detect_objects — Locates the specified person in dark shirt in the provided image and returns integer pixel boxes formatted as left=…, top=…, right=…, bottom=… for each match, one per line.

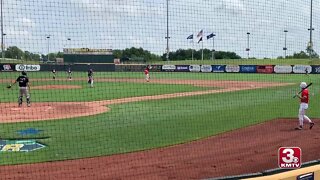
left=87, top=69, right=94, bottom=88
left=67, top=68, right=72, bottom=80
left=9, top=71, right=31, bottom=107
left=52, top=69, right=56, bottom=80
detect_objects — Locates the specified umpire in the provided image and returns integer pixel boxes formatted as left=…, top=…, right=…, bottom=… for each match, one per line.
left=7, top=71, right=31, bottom=107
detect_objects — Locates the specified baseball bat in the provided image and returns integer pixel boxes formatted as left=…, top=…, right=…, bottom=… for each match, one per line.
left=293, top=83, right=313, bottom=98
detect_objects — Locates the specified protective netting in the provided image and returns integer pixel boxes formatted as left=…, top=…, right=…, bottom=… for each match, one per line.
left=0, top=0, right=319, bottom=179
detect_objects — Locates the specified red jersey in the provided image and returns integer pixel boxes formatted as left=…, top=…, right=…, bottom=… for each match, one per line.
left=144, top=69, right=149, bottom=75
left=301, top=89, right=309, bottom=103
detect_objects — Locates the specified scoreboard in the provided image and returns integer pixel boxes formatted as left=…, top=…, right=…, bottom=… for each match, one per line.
left=63, top=48, right=114, bottom=63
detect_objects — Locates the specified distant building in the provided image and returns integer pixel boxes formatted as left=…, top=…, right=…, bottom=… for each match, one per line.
left=63, top=48, right=114, bottom=63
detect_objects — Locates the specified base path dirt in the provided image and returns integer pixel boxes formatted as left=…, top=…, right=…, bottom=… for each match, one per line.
left=0, top=119, right=319, bottom=179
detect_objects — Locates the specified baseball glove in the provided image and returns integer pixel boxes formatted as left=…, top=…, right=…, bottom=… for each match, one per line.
left=7, top=84, right=12, bottom=89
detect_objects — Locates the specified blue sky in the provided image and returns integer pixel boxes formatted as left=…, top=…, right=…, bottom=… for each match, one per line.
left=4, top=0, right=320, bottom=58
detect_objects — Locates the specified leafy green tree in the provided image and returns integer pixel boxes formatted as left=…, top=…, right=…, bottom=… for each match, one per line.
left=56, top=51, right=64, bottom=58
left=24, top=51, right=32, bottom=61
left=114, top=47, right=161, bottom=62
left=113, top=50, right=122, bottom=58
left=30, top=53, right=40, bottom=61
left=306, top=47, right=319, bottom=58
left=5, top=46, right=24, bottom=59
left=45, top=51, right=64, bottom=61
left=287, top=51, right=309, bottom=59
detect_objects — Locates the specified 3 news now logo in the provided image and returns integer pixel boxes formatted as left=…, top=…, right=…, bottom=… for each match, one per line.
left=278, top=147, right=302, bottom=169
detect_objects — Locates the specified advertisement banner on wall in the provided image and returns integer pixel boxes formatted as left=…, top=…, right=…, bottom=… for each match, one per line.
left=312, top=66, right=320, bottom=74
left=257, top=65, right=274, bottom=73
left=0, top=64, right=15, bottom=71
left=240, top=65, right=257, bottom=73
left=292, top=65, right=312, bottom=74
left=212, top=65, right=226, bottom=72
left=189, top=65, right=201, bottom=72
left=162, top=65, right=176, bottom=72
left=175, top=65, right=190, bottom=72
left=200, top=65, right=212, bottom=72
left=274, top=65, right=292, bottom=74
left=15, top=64, right=41, bottom=72
left=225, top=65, right=240, bottom=73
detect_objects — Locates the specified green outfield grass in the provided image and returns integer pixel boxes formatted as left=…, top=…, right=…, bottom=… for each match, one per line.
left=0, top=71, right=317, bottom=82
left=0, top=72, right=318, bottom=165
left=0, top=81, right=215, bottom=102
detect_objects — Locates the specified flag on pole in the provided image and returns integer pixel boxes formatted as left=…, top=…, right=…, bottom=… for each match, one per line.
left=207, top=33, right=215, bottom=40
left=197, top=30, right=203, bottom=38
left=198, top=37, right=203, bottom=43
left=187, top=34, right=193, bottom=39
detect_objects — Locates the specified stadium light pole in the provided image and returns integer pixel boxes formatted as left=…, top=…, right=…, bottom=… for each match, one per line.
left=246, top=32, right=250, bottom=59
left=308, top=0, right=314, bottom=59
left=1, top=0, right=4, bottom=61
left=2, top=32, right=5, bottom=57
left=283, top=30, right=288, bottom=58
left=46, top=36, right=50, bottom=61
left=165, top=0, right=170, bottom=61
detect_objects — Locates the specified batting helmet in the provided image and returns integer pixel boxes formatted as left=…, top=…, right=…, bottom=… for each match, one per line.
left=300, top=82, right=307, bottom=89
left=21, top=71, right=27, bottom=76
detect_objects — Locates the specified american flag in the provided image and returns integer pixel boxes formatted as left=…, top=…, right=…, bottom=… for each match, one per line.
left=197, top=30, right=203, bottom=38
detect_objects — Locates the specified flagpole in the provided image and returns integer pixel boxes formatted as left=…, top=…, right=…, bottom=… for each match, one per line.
left=165, top=0, right=170, bottom=62
left=212, top=34, right=215, bottom=60
left=192, top=40, right=194, bottom=61
left=201, top=40, right=204, bottom=61
left=212, top=37, right=214, bottom=60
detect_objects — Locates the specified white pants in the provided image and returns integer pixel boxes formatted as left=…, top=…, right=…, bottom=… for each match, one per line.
left=145, top=74, right=150, bottom=81
left=89, top=78, right=94, bottom=87
left=19, top=87, right=30, bottom=98
left=298, top=103, right=311, bottom=126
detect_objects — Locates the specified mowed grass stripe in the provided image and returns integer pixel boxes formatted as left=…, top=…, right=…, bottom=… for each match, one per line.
left=0, top=83, right=316, bottom=165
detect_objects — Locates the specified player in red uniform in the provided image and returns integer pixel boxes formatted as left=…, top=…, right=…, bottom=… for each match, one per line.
left=295, top=82, right=315, bottom=130
left=144, top=66, right=150, bottom=82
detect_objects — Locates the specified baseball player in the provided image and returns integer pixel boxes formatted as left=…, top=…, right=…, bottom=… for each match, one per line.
left=52, top=68, right=56, bottom=80
left=67, top=67, right=72, bottom=80
left=7, top=71, right=31, bottom=107
left=295, top=82, right=315, bottom=130
left=87, top=68, right=94, bottom=88
left=144, top=66, right=150, bottom=82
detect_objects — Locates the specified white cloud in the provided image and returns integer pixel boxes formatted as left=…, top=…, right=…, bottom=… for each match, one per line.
left=222, top=0, right=245, bottom=13
left=3, top=0, right=320, bottom=57
left=20, top=18, right=36, bottom=28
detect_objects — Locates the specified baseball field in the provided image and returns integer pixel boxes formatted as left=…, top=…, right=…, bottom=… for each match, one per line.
left=0, top=71, right=319, bottom=179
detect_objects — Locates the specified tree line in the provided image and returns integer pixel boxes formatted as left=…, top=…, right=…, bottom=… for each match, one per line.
left=161, top=48, right=241, bottom=60
left=113, top=47, right=242, bottom=61
left=3, top=46, right=63, bottom=62
left=277, top=50, right=319, bottom=59
left=2, top=46, right=318, bottom=63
